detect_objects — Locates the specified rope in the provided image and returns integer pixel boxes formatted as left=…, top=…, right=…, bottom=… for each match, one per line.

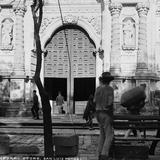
left=57, top=0, right=76, bottom=135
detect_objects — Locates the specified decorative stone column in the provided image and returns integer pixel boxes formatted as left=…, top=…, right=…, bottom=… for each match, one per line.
left=94, top=49, right=102, bottom=87
left=136, top=2, right=149, bottom=72
left=10, top=5, right=26, bottom=102
left=13, top=6, right=26, bottom=76
left=109, top=2, right=122, bottom=75
left=101, top=0, right=111, bottom=72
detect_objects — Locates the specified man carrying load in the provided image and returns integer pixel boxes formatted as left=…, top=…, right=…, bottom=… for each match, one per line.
left=121, top=83, right=147, bottom=137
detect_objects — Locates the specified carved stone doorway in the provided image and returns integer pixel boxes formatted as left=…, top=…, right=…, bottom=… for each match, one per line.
left=44, top=25, right=96, bottom=113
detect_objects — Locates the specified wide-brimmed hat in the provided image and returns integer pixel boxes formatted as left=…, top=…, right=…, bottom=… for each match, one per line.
left=99, top=72, right=114, bottom=83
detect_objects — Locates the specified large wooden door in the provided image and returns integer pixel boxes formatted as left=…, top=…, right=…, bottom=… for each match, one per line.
left=44, top=25, right=96, bottom=113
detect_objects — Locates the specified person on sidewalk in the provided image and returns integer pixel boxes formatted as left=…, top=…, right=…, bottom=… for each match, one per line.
left=31, top=90, right=39, bottom=120
left=94, top=72, right=114, bottom=160
left=56, top=91, right=64, bottom=114
left=83, top=94, right=95, bottom=130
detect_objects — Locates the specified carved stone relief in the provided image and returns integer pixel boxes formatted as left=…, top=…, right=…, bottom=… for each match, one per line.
left=122, top=17, right=136, bottom=50
left=1, top=18, right=13, bottom=50
left=63, top=14, right=79, bottom=24
left=40, top=15, right=101, bottom=36
left=82, top=16, right=101, bottom=35
left=40, top=17, right=58, bottom=34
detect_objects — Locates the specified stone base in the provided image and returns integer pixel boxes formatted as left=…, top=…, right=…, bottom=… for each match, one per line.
left=10, top=145, right=39, bottom=154
left=135, top=71, right=159, bottom=80
left=110, top=143, right=149, bottom=159
left=0, top=102, right=32, bottom=117
left=0, top=135, right=10, bottom=155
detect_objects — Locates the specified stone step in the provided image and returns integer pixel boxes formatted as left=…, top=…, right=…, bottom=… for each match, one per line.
left=0, top=102, right=32, bottom=117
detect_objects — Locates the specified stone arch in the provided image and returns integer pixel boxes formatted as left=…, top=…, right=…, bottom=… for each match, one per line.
left=40, top=17, right=100, bottom=50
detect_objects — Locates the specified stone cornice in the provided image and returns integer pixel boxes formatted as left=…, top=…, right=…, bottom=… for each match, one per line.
left=46, top=0, right=98, bottom=4
left=0, top=0, right=14, bottom=5
left=96, top=0, right=110, bottom=5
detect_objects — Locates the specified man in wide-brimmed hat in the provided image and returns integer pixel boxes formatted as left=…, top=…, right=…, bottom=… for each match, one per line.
left=94, top=71, right=114, bottom=160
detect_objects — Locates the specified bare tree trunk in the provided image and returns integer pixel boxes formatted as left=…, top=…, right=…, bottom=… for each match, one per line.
left=34, top=75, right=53, bottom=157
left=31, top=0, right=53, bottom=157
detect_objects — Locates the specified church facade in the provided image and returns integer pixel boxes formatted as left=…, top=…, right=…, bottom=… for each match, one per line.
left=0, top=0, right=160, bottom=114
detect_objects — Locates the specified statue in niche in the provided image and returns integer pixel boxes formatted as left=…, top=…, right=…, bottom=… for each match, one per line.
left=123, top=18, right=136, bottom=49
left=1, top=18, right=13, bottom=46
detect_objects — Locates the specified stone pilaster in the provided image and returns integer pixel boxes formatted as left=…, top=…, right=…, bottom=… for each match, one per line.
left=101, top=0, right=111, bottom=72
left=13, top=6, right=26, bottom=76
left=94, top=49, right=103, bottom=87
left=109, top=2, right=122, bottom=75
left=136, top=2, right=149, bottom=72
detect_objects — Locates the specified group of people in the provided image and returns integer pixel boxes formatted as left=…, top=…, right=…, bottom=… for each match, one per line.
left=83, top=71, right=147, bottom=160
left=31, top=90, right=66, bottom=120
left=31, top=71, right=148, bottom=160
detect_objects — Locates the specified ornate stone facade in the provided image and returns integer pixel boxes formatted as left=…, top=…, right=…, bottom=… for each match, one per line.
left=136, top=2, right=149, bottom=71
left=0, top=0, right=160, bottom=114
left=109, top=2, right=122, bottom=75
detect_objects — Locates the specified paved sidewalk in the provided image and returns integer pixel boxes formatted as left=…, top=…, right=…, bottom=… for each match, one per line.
left=0, top=115, right=160, bottom=160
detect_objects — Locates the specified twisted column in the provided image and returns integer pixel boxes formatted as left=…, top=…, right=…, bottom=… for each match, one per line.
left=109, top=2, right=122, bottom=75
left=13, top=6, right=26, bottom=76
left=136, top=2, right=149, bottom=72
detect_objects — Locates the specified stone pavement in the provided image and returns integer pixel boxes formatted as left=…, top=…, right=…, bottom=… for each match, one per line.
left=0, top=115, right=160, bottom=160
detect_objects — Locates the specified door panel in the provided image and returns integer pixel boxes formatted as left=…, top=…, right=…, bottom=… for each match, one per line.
left=44, top=78, right=67, bottom=101
left=44, top=25, right=96, bottom=112
left=44, top=26, right=96, bottom=78
left=74, top=78, right=95, bottom=101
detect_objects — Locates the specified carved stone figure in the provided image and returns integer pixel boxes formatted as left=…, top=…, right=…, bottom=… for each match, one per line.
left=1, top=19, right=13, bottom=46
left=123, top=18, right=135, bottom=47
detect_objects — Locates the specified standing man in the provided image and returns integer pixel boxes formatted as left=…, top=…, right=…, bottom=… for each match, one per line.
left=56, top=91, right=64, bottom=114
left=31, top=90, right=39, bottom=119
left=83, top=94, right=95, bottom=130
left=94, top=72, right=114, bottom=160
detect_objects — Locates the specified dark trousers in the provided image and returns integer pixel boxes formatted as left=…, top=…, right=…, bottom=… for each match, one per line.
left=31, top=106, right=39, bottom=119
left=149, top=123, right=160, bottom=155
left=130, top=111, right=140, bottom=136
left=87, top=114, right=93, bottom=128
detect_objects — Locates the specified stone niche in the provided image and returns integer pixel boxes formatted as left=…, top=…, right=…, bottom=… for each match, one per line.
left=120, top=4, right=138, bottom=76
